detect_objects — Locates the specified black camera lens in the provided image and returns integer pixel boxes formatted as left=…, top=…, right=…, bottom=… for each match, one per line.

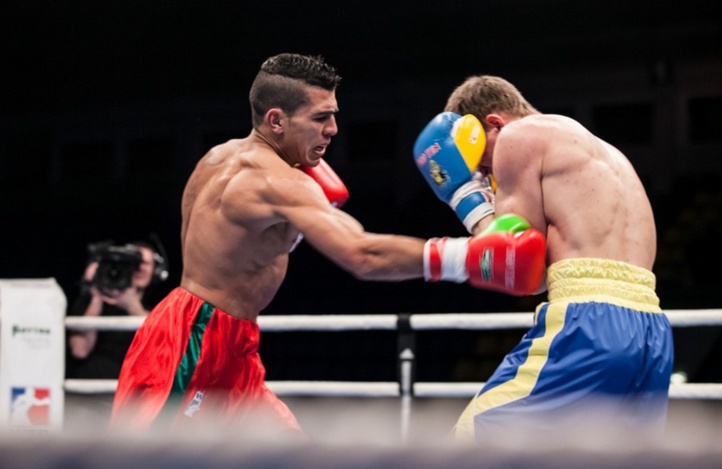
left=91, top=245, right=143, bottom=293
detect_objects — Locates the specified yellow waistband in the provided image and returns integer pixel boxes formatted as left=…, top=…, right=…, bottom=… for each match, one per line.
left=546, top=258, right=661, bottom=312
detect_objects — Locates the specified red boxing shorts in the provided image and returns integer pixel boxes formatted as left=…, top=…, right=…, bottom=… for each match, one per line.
left=111, top=287, right=300, bottom=434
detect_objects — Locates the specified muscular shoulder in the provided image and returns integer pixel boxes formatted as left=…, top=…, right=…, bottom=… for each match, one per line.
left=500, top=115, right=596, bottom=169
left=502, top=114, right=586, bottom=146
left=221, top=150, right=328, bottom=228
left=494, top=116, right=548, bottom=173
left=184, top=140, right=246, bottom=207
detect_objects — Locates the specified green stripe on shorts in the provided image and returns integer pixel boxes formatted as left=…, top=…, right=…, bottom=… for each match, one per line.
left=170, top=302, right=214, bottom=396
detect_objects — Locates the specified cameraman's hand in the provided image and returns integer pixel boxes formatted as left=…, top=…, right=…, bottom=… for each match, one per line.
left=86, top=260, right=146, bottom=316
left=79, top=262, right=106, bottom=316
left=101, top=286, right=148, bottom=316
left=83, top=262, right=100, bottom=287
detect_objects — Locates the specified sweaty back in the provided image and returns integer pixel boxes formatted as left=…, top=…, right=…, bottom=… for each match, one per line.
left=521, top=115, right=656, bottom=269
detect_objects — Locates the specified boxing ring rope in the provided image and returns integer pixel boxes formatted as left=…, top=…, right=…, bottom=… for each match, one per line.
left=62, top=378, right=722, bottom=400
left=63, top=309, right=722, bottom=442
left=64, top=309, right=722, bottom=398
left=64, top=309, right=722, bottom=332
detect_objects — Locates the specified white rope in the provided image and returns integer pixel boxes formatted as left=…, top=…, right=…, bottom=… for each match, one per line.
left=65, top=379, right=117, bottom=394
left=64, top=379, right=722, bottom=400
left=414, top=382, right=482, bottom=398
left=267, top=381, right=399, bottom=397
left=668, top=383, right=722, bottom=400
left=64, top=316, right=145, bottom=331
left=414, top=382, right=722, bottom=400
left=64, top=309, right=722, bottom=332
left=410, top=313, right=533, bottom=330
left=665, top=309, right=722, bottom=327
left=63, top=379, right=401, bottom=397
left=258, top=314, right=398, bottom=331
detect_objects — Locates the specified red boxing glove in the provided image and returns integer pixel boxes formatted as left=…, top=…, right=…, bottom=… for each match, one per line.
left=424, top=214, right=546, bottom=296
left=465, top=229, right=546, bottom=295
left=300, top=159, right=349, bottom=208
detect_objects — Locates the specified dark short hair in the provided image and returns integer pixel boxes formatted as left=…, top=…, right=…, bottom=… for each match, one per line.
left=249, top=53, right=341, bottom=127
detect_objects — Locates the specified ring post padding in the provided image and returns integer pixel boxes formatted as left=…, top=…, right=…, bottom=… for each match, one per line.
left=397, top=313, right=415, bottom=443
left=0, top=279, right=67, bottom=432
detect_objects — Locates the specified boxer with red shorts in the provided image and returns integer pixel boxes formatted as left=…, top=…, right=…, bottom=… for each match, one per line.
left=110, top=54, right=432, bottom=435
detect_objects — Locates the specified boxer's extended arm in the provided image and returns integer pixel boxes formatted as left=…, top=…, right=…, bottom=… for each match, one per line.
left=281, top=161, right=425, bottom=281
left=424, top=214, right=546, bottom=296
left=413, top=112, right=494, bottom=232
left=295, top=206, right=425, bottom=282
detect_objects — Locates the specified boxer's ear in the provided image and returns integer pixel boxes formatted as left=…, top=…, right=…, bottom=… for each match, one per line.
left=485, top=114, right=505, bottom=131
left=266, top=108, right=285, bottom=134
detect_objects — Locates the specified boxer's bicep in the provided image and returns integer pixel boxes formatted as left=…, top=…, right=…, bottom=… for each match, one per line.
left=492, top=131, right=545, bottom=232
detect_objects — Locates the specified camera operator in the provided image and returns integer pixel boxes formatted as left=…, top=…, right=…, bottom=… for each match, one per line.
left=66, top=240, right=167, bottom=380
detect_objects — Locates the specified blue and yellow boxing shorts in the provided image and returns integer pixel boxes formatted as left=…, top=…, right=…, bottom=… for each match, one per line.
left=454, top=258, right=674, bottom=442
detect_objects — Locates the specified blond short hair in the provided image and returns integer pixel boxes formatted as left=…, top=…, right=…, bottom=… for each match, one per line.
left=444, top=75, right=539, bottom=128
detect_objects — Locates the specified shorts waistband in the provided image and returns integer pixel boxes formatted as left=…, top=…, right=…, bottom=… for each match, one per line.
left=546, top=258, right=661, bottom=312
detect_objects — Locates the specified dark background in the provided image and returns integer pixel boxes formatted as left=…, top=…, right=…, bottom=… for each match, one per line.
left=2, top=0, right=721, bottom=384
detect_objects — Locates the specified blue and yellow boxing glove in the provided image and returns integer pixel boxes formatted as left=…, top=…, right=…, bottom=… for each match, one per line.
left=413, top=112, right=494, bottom=232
